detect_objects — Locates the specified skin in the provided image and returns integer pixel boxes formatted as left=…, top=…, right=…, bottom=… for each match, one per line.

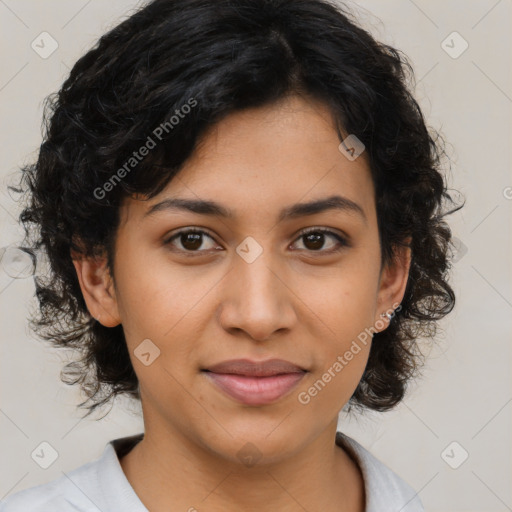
left=72, top=94, right=411, bottom=512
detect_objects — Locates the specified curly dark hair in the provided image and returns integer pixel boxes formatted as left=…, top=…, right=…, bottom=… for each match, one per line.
left=13, top=0, right=463, bottom=419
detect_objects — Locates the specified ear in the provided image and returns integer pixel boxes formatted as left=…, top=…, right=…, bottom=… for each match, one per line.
left=71, top=249, right=121, bottom=328
left=374, top=240, right=412, bottom=332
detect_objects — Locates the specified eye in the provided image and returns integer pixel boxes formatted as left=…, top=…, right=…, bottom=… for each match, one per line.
left=291, top=228, right=348, bottom=253
left=164, top=229, right=220, bottom=254
left=164, top=227, right=349, bottom=256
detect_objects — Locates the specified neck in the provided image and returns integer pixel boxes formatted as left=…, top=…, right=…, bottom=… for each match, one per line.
left=119, top=419, right=365, bottom=512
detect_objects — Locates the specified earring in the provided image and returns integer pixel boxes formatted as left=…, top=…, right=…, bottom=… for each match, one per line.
left=380, top=311, right=393, bottom=320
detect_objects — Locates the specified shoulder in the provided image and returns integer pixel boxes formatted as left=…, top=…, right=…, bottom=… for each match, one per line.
left=336, top=431, right=425, bottom=512
left=1, top=433, right=145, bottom=512
left=0, top=450, right=107, bottom=512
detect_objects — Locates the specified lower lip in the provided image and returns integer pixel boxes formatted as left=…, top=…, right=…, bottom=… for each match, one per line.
left=203, top=371, right=306, bottom=406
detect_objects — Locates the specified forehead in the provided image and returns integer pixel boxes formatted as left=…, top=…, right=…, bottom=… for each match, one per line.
left=121, top=95, right=375, bottom=226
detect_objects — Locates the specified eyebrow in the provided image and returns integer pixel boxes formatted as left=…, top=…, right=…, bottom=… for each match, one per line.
left=144, top=194, right=367, bottom=224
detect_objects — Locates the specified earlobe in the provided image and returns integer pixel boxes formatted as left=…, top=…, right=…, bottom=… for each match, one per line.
left=375, top=241, right=412, bottom=330
left=70, top=250, right=121, bottom=328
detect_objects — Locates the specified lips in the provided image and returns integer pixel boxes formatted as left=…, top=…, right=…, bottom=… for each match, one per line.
left=204, top=358, right=306, bottom=377
left=202, top=358, right=307, bottom=405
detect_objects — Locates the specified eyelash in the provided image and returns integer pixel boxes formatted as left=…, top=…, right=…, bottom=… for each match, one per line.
left=164, top=227, right=349, bottom=256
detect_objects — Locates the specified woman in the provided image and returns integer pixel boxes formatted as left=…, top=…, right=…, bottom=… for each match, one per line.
left=2, top=0, right=461, bottom=510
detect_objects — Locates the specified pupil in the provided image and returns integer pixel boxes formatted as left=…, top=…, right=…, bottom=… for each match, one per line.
left=182, top=232, right=202, bottom=250
left=304, top=232, right=324, bottom=250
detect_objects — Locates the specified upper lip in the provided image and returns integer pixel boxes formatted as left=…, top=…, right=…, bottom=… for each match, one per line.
left=203, top=358, right=306, bottom=377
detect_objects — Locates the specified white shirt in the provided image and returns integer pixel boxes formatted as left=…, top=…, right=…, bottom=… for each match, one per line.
left=0, top=431, right=425, bottom=511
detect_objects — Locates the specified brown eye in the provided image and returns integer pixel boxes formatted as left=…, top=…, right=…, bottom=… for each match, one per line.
left=165, top=229, right=218, bottom=253
left=292, top=228, right=348, bottom=253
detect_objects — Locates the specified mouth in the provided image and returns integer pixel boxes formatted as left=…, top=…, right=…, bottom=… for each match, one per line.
left=201, top=358, right=307, bottom=406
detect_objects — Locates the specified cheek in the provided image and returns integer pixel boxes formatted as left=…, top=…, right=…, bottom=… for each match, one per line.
left=296, top=254, right=379, bottom=388
left=302, top=257, right=381, bottom=335
left=314, top=285, right=374, bottom=382
left=296, top=337, right=370, bottom=414
left=112, top=242, right=197, bottom=334
left=296, top=281, right=374, bottom=411
left=113, top=252, right=227, bottom=387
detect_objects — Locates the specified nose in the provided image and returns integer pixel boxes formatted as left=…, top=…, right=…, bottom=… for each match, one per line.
left=216, top=249, right=297, bottom=342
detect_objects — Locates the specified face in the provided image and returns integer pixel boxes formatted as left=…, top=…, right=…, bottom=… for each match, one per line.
left=73, top=94, right=410, bottom=465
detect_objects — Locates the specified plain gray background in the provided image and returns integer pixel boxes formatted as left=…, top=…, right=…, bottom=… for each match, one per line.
left=1, top=1, right=511, bottom=511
